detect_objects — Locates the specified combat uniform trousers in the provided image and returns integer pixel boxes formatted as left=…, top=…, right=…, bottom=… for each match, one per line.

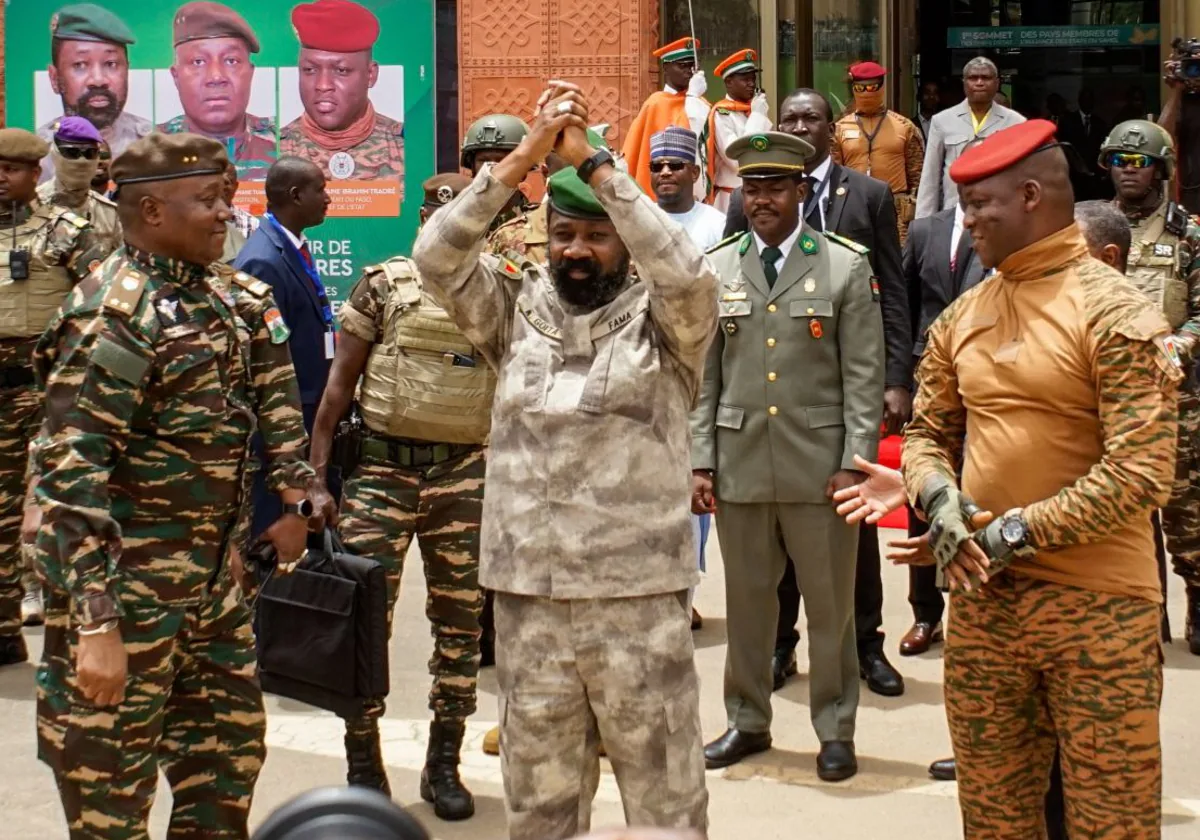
left=36, top=576, right=266, bottom=840
left=495, top=592, right=707, bottom=840
left=1163, top=379, right=1200, bottom=585
left=338, top=447, right=485, bottom=735
left=721, top=500, right=860, bottom=742
left=945, top=573, right=1162, bottom=840
left=0, top=375, right=42, bottom=636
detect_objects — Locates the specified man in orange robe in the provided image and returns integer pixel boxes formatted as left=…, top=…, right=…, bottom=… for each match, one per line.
left=622, top=37, right=711, bottom=199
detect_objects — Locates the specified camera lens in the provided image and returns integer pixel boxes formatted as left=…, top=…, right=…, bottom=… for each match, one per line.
left=1184, top=58, right=1200, bottom=79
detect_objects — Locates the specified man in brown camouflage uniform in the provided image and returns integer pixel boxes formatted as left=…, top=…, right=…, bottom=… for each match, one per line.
left=904, top=120, right=1180, bottom=838
left=280, top=0, right=404, bottom=186
left=160, top=2, right=277, bottom=181
left=308, top=173, right=488, bottom=821
left=0, top=128, right=108, bottom=664
left=414, top=82, right=713, bottom=840
left=31, top=133, right=314, bottom=838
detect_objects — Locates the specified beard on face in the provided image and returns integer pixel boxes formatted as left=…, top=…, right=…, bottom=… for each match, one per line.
left=68, top=86, right=124, bottom=129
left=550, top=254, right=630, bottom=310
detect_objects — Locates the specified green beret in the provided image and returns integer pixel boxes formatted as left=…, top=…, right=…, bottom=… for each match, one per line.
left=0, top=129, right=50, bottom=164
left=585, top=128, right=609, bottom=151
left=173, top=1, right=260, bottom=53
left=51, top=4, right=136, bottom=46
left=111, top=132, right=228, bottom=186
left=727, top=131, right=815, bottom=178
left=547, top=167, right=608, bottom=221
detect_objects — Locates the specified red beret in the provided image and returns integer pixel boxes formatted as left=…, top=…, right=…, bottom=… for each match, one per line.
left=949, top=119, right=1060, bottom=186
left=849, top=61, right=887, bottom=80
left=292, top=0, right=380, bottom=52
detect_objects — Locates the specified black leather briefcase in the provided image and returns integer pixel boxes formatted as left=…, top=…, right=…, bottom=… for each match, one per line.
left=252, top=530, right=389, bottom=719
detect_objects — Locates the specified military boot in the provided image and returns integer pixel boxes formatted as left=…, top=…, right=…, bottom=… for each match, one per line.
left=1187, top=586, right=1200, bottom=656
left=420, top=719, right=475, bottom=821
left=0, top=633, right=28, bottom=667
left=344, top=720, right=391, bottom=795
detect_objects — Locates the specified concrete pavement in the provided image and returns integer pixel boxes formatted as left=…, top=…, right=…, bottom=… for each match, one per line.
left=3, top=528, right=1199, bottom=838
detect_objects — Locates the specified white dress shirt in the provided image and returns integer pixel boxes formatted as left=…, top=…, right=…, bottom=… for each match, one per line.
left=950, top=203, right=965, bottom=266
left=752, top=224, right=803, bottom=275
left=805, top=155, right=833, bottom=229
left=278, top=222, right=308, bottom=252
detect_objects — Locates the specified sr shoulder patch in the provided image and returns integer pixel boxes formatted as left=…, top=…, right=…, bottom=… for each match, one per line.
left=91, top=336, right=150, bottom=384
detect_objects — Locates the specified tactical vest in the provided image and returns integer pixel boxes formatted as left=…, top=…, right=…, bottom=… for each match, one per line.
left=0, top=205, right=80, bottom=340
left=359, top=259, right=495, bottom=444
left=1127, top=203, right=1189, bottom=329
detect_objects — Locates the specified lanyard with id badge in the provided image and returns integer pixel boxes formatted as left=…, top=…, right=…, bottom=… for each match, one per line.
left=265, top=212, right=336, bottom=360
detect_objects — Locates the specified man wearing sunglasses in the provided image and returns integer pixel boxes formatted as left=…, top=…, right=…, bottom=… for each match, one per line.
left=832, top=62, right=924, bottom=245
left=36, top=116, right=122, bottom=255
left=1101, top=119, right=1200, bottom=654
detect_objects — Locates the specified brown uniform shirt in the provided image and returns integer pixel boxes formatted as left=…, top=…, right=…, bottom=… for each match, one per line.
left=833, top=110, right=925, bottom=195
left=904, top=225, right=1183, bottom=603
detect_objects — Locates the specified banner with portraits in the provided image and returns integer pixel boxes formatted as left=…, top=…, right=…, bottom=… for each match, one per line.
left=5, top=0, right=435, bottom=307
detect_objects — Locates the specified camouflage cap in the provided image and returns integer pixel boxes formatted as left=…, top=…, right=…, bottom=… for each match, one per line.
left=173, top=1, right=261, bottom=53
left=111, top=132, right=228, bottom=185
left=50, top=4, right=136, bottom=45
left=727, top=131, right=814, bottom=178
left=422, top=173, right=471, bottom=207
left=0, top=129, right=51, bottom=164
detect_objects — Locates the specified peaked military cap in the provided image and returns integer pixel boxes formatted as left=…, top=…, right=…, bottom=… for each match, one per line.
left=727, top=131, right=814, bottom=178
left=111, top=133, right=228, bottom=186
left=50, top=4, right=136, bottom=45
left=422, top=173, right=471, bottom=208
left=0, top=129, right=50, bottom=164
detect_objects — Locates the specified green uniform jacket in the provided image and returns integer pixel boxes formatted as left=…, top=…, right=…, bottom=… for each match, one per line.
left=691, top=228, right=885, bottom=504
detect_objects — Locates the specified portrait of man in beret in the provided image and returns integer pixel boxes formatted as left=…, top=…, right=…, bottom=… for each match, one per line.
left=36, top=3, right=152, bottom=183
left=158, top=0, right=277, bottom=181
left=279, top=0, right=404, bottom=186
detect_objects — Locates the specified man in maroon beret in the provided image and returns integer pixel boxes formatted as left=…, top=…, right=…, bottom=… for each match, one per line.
left=280, top=0, right=405, bottom=188
left=903, top=119, right=1181, bottom=837
left=159, top=1, right=278, bottom=181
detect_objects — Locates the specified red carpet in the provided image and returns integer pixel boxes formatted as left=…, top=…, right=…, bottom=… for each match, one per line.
left=877, top=435, right=907, bottom=530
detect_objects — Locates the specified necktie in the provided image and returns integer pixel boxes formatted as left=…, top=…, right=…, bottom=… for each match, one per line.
left=804, top=177, right=824, bottom=232
left=299, top=241, right=316, bottom=269
left=761, top=246, right=782, bottom=288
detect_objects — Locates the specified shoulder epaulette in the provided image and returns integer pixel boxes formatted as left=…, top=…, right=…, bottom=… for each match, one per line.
left=60, top=209, right=89, bottom=230
left=716, top=107, right=731, bottom=115
left=705, top=232, right=742, bottom=254
left=1165, top=202, right=1188, bottom=238
left=91, top=190, right=117, bottom=209
left=826, top=231, right=870, bottom=255
left=231, top=270, right=271, bottom=298
left=103, top=265, right=149, bottom=316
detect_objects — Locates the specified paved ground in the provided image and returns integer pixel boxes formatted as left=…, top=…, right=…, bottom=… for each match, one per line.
left=4, top=528, right=1200, bottom=839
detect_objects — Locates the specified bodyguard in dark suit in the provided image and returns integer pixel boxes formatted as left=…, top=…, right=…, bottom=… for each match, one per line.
left=234, top=157, right=333, bottom=537
left=1058, top=90, right=1111, bottom=200
left=725, top=89, right=910, bottom=696
left=896, top=203, right=986, bottom=656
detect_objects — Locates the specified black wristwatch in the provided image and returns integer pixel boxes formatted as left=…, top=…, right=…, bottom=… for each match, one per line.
left=577, top=148, right=615, bottom=185
left=283, top=499, right=315, bottom=519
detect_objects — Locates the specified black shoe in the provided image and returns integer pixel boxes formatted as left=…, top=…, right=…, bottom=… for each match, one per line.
left=860, top=649, right=905, bottom=697
left=0, top=634, right=28, bottom=667
left=929, top=757, right=956, bottom=781
left=704, top=728, right=772, bottom=769
left=420, top=720, right=475, bottom=821
left=1187, top=586, right=1200, bottom=656
left=344, top=720, right=391, bottom=795
left=479, top=634, right=495, bottom=668
left=816, top=740, right=857, bottom=781
left=772, top=648, right=798, bottom=692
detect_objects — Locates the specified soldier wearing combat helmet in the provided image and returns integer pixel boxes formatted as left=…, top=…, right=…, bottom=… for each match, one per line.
left=1102, top=118, right=1200, bottom=653
left=462, top=114, right=532, bottom=230
left=0, top=128, right=107, bottom=660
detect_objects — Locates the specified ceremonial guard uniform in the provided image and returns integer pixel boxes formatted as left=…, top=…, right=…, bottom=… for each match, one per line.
left=0, top=129, right=107, bottom=664
left=414, top=158, right=715, bottom=839
left=36, top=117, right=123, bottom=255
left=322, top=174, right=491, bottom=820
left=1100, top=120, right=1200, bottom=650
left=693, top=132, right=883, bottom=779
left=832, top=62, right=925, bottom=243
left=702, top=49, right=772, bottom=212
left=31, top=134, right=313, bottom=837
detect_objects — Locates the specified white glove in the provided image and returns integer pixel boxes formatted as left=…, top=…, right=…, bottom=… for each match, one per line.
left=750, top=91, right=769, bottom=117
left=687, top=70, right=707, bottom=98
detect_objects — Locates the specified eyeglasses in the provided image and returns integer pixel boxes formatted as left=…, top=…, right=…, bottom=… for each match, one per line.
left=851, top=81, right=883, bottom=93
left=57, top=145, right=100, bottom=160
left=650, top=160, right=689, bottom=173
left=1107, top=152, right=1154, bottom=169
